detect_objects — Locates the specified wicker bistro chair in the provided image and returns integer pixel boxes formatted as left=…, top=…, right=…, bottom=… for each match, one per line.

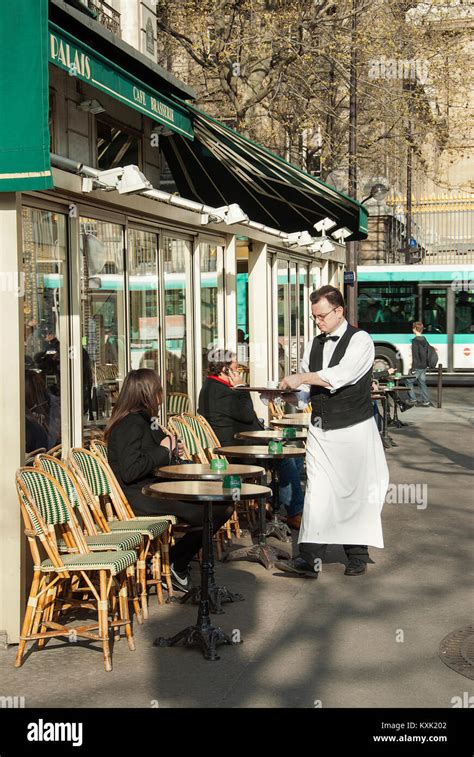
left=167, top=416, right=209, bottom=464
left=90, top=439, right=177, bottom=598
left=35, top=455, right=143, bottom=623
left=68, top=448, right=170, bottom=614
left=25, top=448, right=47, bottom=467
left=15, top=468, right=138, bottom=672
left=167, top=392, right=192, bottom=418
left=46, top=444, right=62, bottom=459
left=167, top=416, right=232, bottom=558
left=182, top=413, right=242, bottom=538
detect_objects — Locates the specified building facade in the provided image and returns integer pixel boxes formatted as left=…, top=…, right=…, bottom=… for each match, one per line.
left=0, top=0, right=368, bottom=644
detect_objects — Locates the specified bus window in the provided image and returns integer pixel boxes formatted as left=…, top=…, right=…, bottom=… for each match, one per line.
left=455, top=290, right=474, bottom=334
left=358, top=283, right=417, bottom=333
left=421, top=289, right=447, bottom=334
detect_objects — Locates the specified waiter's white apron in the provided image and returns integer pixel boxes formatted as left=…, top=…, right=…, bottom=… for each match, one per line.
left=298, top=416, right=389, bottom=548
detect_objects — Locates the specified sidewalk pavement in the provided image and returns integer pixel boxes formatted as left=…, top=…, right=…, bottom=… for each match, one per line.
left=0, top=389, right=472, bottom=708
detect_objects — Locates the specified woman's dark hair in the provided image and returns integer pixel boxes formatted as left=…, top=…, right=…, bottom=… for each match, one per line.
left=104, top=369, right=163, bottom=439
left=310, top=285, right=345, bottom=309
left=207, top=349, right=235, bottom=377
left=25, top=370, right=51, bottom=429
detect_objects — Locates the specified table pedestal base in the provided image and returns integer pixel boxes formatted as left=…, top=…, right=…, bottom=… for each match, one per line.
left=180, top=583, right=244, bottom=615
left=153, top=623, right=236, bottom=661
left=264, top=515, right=292, bottom=542
left=224, top=543, right=289, bottom=569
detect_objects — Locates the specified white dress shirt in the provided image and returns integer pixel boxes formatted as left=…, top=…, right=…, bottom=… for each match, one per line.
left=297, top=319, right=374, bottom=404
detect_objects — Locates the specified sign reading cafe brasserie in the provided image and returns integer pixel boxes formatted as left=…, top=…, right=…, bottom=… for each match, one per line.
left=48, top=24, right=193, bottom=139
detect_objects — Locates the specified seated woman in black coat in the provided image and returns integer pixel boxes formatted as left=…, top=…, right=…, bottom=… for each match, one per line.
left=105, top=369, right=233, bottom=592
left=198, top=352, right=262, bottom=446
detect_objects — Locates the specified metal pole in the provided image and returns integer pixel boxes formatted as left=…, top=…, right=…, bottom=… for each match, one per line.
left=437, top=363, right=443, bottom=409
left=347, top=0, right=358, bottom=325
left=405, top=119, right=413, bottom=264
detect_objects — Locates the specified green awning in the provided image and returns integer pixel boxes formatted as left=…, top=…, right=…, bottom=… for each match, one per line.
left=0, top=0, right=53, bottom=191
left=162, top=105, right=368, bottom=240
left=48, top=22, right=193, bottom=140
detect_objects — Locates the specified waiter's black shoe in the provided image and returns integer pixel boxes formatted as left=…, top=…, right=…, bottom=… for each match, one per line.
left=274, top=557, right=319, bottom=578
left=344, top=558, right=367, bottom=576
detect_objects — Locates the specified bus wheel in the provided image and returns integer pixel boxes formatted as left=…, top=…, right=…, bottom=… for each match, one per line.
left=374, top=347, right=402, bottom=373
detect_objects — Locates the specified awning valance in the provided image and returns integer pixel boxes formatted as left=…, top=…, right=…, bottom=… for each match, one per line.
left=0, top=0, right=53, bottom=192
left=162, top=105, right=367, bottom=240
left=48, top=22, right=194, bottom=140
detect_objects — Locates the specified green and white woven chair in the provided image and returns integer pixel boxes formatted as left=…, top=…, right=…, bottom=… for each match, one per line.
left=35, top=454, right=144, bottom=623
left=182, top=413, right=241, bottom=539
left=167, top=391, right=192, bottom=417
left=25, top=448, right=46, bottom=467
left=167, top=416, right=208, bottom=464
left=46, top=444, right=62, bottom=459
left=16, top=467, right=138, bottom=672
left=89, top=439, right=178, bottom=599
left=68, top=448, right=172, bottom=611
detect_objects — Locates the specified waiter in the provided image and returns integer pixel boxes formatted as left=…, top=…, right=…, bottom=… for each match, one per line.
left=275, top=285, right=389, bottom=578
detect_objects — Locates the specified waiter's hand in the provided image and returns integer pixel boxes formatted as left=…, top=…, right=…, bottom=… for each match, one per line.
left=279, top=373, right=304, bottom=391
left=387, top=368, right=396, bottom=375
left=372, top=380, right=379, bottom=392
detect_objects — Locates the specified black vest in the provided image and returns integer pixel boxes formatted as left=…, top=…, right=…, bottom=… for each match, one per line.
left=309, top=324, right=374, bottom=430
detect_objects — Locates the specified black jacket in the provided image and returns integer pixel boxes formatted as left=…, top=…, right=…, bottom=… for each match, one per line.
left=411, top=336, right=429, bottom=370
left=198, top=377, right=262, bottom=447
left=107, top=411, right=171, bottom=516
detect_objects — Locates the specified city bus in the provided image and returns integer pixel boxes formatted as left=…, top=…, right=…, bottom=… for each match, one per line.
left=357, top=264, right=474, bottom=377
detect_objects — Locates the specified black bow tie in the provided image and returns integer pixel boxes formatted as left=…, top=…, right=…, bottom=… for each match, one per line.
left=318, top=334, right=340, bottom=344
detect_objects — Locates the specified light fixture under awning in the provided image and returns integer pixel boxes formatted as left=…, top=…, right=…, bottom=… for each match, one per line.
left=162, top=104, right=368, bottom=240
left=48, top=22, right=194, bottom=140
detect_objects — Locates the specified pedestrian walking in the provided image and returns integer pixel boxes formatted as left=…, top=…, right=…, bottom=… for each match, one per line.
left=406, top=321, right=433, bottom=407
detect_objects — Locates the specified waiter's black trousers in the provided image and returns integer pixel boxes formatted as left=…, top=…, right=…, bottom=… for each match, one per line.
left=299, top=542, right=369, bottom=570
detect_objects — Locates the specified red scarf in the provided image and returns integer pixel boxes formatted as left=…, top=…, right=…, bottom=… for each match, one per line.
left=209, top=375, right=232, bottom=387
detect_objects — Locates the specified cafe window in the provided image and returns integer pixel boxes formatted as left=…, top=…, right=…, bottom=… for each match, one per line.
left=22, top=207, right=67, bottom=454
left=163, top=236, right=192, bottom=403
left=80, top=217, right=126, bottom=433
left=96, top=117, right=142, bottom=171
left=200, top=240, right=225, bottom=383
left=128, top=229, right=159, bottom=371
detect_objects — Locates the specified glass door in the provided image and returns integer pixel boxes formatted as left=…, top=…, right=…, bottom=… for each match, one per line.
left=22, top=207, right=68, bottom=454
left=419, top=286, right=449, bottom=370
left=277, top=258, right=290, bottom=379
left=162, top=235, right=193, bottom=411
left=128, top=228, right=160, bottom=373
left=197, top=238, right=225, bottom=388
left=80, top=217, right=126, bottom=432
left=454, top=285, right=474, bottom=370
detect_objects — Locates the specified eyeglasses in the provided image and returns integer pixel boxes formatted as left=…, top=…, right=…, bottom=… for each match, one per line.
left=311, top=307, right=338, bottom=322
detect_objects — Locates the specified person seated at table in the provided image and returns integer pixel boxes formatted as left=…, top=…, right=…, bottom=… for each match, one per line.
left=105, top=368, right=233, bottom=593
left=198, top=350, right=305, bottom=530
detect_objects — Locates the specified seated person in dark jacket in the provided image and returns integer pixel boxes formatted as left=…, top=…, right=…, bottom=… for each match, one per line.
left=198, top=351, right=305, bottom=530
left=198, top=352, right=262, bottom=446
left=106, top=369, right=233, bottom=592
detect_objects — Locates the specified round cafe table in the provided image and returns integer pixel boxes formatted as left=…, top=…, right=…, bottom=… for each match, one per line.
left=143, top=480, right=270, bottom=661
left=215, top=445, right=306, bottom=566
left=154, top=463, right=265, bottom=613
